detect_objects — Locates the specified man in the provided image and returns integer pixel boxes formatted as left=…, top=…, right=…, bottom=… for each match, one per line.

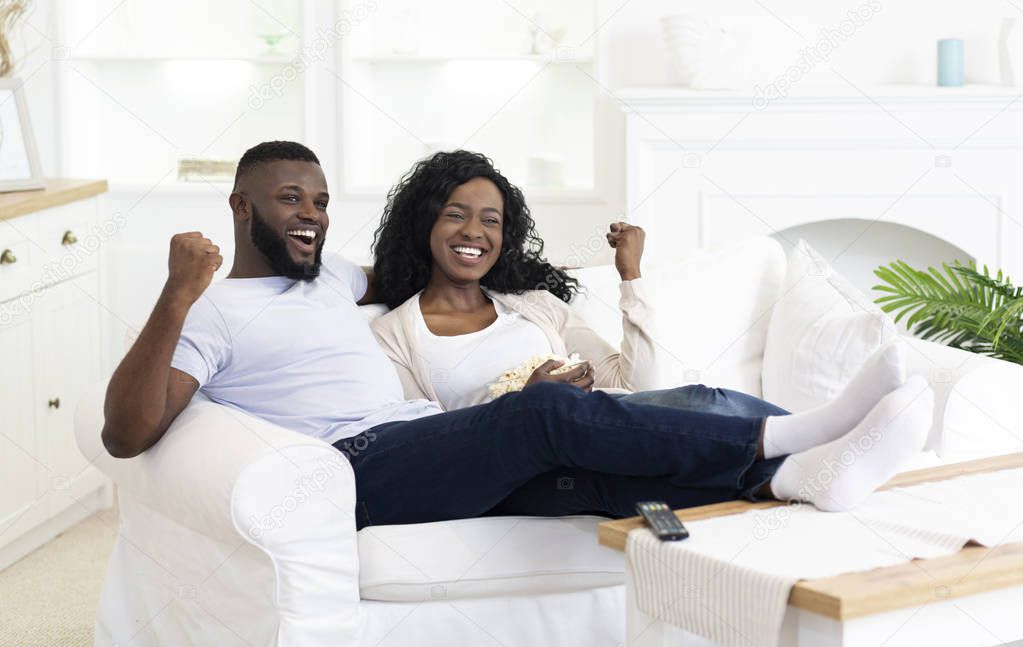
left=101, top=141, right=931, bottom=527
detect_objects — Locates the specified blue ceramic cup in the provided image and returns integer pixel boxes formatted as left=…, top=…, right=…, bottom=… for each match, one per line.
left=938, top=38, right=965, bottom=87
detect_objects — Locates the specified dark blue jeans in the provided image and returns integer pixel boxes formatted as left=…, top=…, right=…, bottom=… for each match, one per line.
left=337, top=383, right=788, bottom=528
left=485, top=385, right=790, bottom=519
left=618, top=384, right=790, bottom=417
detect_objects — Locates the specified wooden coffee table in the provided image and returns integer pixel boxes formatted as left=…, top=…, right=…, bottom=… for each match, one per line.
left=598, top=453, right=1023, bottom=647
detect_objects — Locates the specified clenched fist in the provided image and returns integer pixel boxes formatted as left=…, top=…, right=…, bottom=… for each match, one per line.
left=165, top=232, right=223, bottom=306
left=606, top=222, right=645, bottom=281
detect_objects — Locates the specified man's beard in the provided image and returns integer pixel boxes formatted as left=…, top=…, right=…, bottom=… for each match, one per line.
left=250, top=204, right=323, bottom=280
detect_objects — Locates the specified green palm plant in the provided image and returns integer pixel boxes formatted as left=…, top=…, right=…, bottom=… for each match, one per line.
left=873, top=260, right=1023, bottom=365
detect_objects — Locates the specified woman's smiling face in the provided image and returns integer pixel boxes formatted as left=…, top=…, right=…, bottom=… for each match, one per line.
left=429, top=177, right=504, bottom=284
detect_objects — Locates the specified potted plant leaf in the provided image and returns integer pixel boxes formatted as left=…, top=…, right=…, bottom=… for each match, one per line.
left=874, top=261, right=1023, bottom=365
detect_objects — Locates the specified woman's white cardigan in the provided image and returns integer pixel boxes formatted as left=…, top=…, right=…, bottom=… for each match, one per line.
left=370, top=279, right=662, bottom=405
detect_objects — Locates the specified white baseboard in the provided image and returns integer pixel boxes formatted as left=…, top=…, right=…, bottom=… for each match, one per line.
left=0, top=484, right=113, bottom=572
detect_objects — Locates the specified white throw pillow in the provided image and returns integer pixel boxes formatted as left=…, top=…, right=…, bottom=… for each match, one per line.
left=570, top=237, right=787, bottom=395
left=567, top=264, right=623, bottom=351
left=761, top=240, right=898, bottom=412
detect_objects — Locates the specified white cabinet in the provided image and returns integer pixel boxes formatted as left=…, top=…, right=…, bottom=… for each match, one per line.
left=0, top=310, right=46, bottom=550
left=0, top=183, right=112, bottom=571
left=33, top=276, right=106, bottom=503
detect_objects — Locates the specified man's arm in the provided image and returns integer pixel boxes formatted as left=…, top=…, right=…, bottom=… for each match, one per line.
left=101, top=233, right=222, bottom=458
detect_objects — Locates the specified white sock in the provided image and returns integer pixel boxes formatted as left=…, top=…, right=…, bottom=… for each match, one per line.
left=762, top=341, right=907, bottom=458
left=769, top=375, right=933, bottom=512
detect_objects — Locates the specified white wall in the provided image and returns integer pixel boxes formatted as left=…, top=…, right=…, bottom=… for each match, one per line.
left=600, top=0, right=1012, bottom=89
left=9, top=0, right=1022, bottom=314
left=593, top=0, right=1021, bottom=301
left=598, top=0, right=1018, bottom=275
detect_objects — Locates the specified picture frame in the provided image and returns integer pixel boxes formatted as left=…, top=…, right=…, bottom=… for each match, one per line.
left=0, top=77, right=44, bottom=193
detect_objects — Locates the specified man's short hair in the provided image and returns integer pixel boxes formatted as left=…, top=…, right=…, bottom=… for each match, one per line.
left=233, top=141, right=320, bottom=190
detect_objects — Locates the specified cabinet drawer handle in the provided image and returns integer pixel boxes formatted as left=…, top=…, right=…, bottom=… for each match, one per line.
left=0, top=249, right=15, bottom=264
left=48, top=398, right=60, bottom=409
left=61, top=230, right=79, bottom=246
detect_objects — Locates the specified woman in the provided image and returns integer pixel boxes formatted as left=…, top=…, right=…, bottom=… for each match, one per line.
left=372, top=150, right=786, bottom=417
left=369, top=150, right=926, bottom=515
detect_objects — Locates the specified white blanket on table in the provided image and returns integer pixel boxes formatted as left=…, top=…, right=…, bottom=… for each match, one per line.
left=626, top=467, right=1023, bottom=647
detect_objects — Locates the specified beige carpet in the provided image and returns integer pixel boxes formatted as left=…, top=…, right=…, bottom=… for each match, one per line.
left=0, top=505, right=118, bottom=646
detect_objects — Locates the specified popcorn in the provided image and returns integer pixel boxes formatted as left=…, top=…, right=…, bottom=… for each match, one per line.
left=487, top=353, right=584, bottom=398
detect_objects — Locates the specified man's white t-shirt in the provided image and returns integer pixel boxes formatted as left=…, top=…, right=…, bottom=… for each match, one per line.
left=171, top=256, right=442, bottom=444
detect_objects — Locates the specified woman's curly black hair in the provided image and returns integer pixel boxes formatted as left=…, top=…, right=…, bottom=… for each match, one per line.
left=371, top=150, right=579, bottom=309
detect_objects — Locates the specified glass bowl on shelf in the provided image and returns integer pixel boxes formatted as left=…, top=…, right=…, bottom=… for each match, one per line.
left=257, top=32, right=288, bottom=55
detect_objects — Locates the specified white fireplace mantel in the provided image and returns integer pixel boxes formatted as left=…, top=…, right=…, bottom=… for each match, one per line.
left=619, top=85, right=1023, bottom=287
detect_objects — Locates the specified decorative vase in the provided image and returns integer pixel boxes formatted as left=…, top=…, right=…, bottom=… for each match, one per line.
left=937, top=38, right=965, bottom=87
left=660, top=14, right=744, bottom=89
left=660, top=14, right=709, bottom=86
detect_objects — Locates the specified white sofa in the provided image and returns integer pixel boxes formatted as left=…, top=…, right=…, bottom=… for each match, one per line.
left=75, top=237, right=1023, bottom=646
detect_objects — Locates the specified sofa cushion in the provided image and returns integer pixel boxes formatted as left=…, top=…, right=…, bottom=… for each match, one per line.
left=357, top=515, right=624, bottom=602
left=569, top=237, right=786, bottom=395
left=761, top=240, right=898, bottom=412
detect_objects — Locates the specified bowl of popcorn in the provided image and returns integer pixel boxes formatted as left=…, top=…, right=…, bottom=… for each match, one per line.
left=488, top=353, right=585, bottom=399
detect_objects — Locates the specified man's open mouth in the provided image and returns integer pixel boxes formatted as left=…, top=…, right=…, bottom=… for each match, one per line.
left=286, top=228, right=318, bottom=253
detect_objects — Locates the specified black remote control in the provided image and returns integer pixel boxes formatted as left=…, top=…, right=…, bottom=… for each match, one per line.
left=636, top=501, right=690, bottom=541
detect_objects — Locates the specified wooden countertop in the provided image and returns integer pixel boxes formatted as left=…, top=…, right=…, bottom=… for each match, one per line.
left=0, top=179, right=108, bottom=222
left=599, top=452, right=1023, bottom=620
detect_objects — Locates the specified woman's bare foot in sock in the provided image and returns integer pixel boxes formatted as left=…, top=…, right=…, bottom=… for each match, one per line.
left=761, top=341, right=907, bottom=458
left=768, top=375, right=932, bottom=511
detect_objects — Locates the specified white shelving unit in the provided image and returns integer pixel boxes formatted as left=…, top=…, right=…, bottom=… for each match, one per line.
left=351, top=54, right=594, bottom=63
left=53, top=0, right=309, bottom=184
left=69, top=55, right=296, bottom=64
left=335, top=0, right=598, bottom=195
left=52, top=0, right=604, bottom=200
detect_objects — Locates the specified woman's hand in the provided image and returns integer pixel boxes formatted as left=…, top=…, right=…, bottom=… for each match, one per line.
left=525, top=360, right=594, bottom=392
left=607, top=222, right=645, bottom=281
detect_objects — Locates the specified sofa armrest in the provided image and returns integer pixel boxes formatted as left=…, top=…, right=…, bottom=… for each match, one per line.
left=75, top=382, right=364, bottom=644
left=904, top=337, right=1023, bottom=460
left=75, top=382, right=356, bottom=543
